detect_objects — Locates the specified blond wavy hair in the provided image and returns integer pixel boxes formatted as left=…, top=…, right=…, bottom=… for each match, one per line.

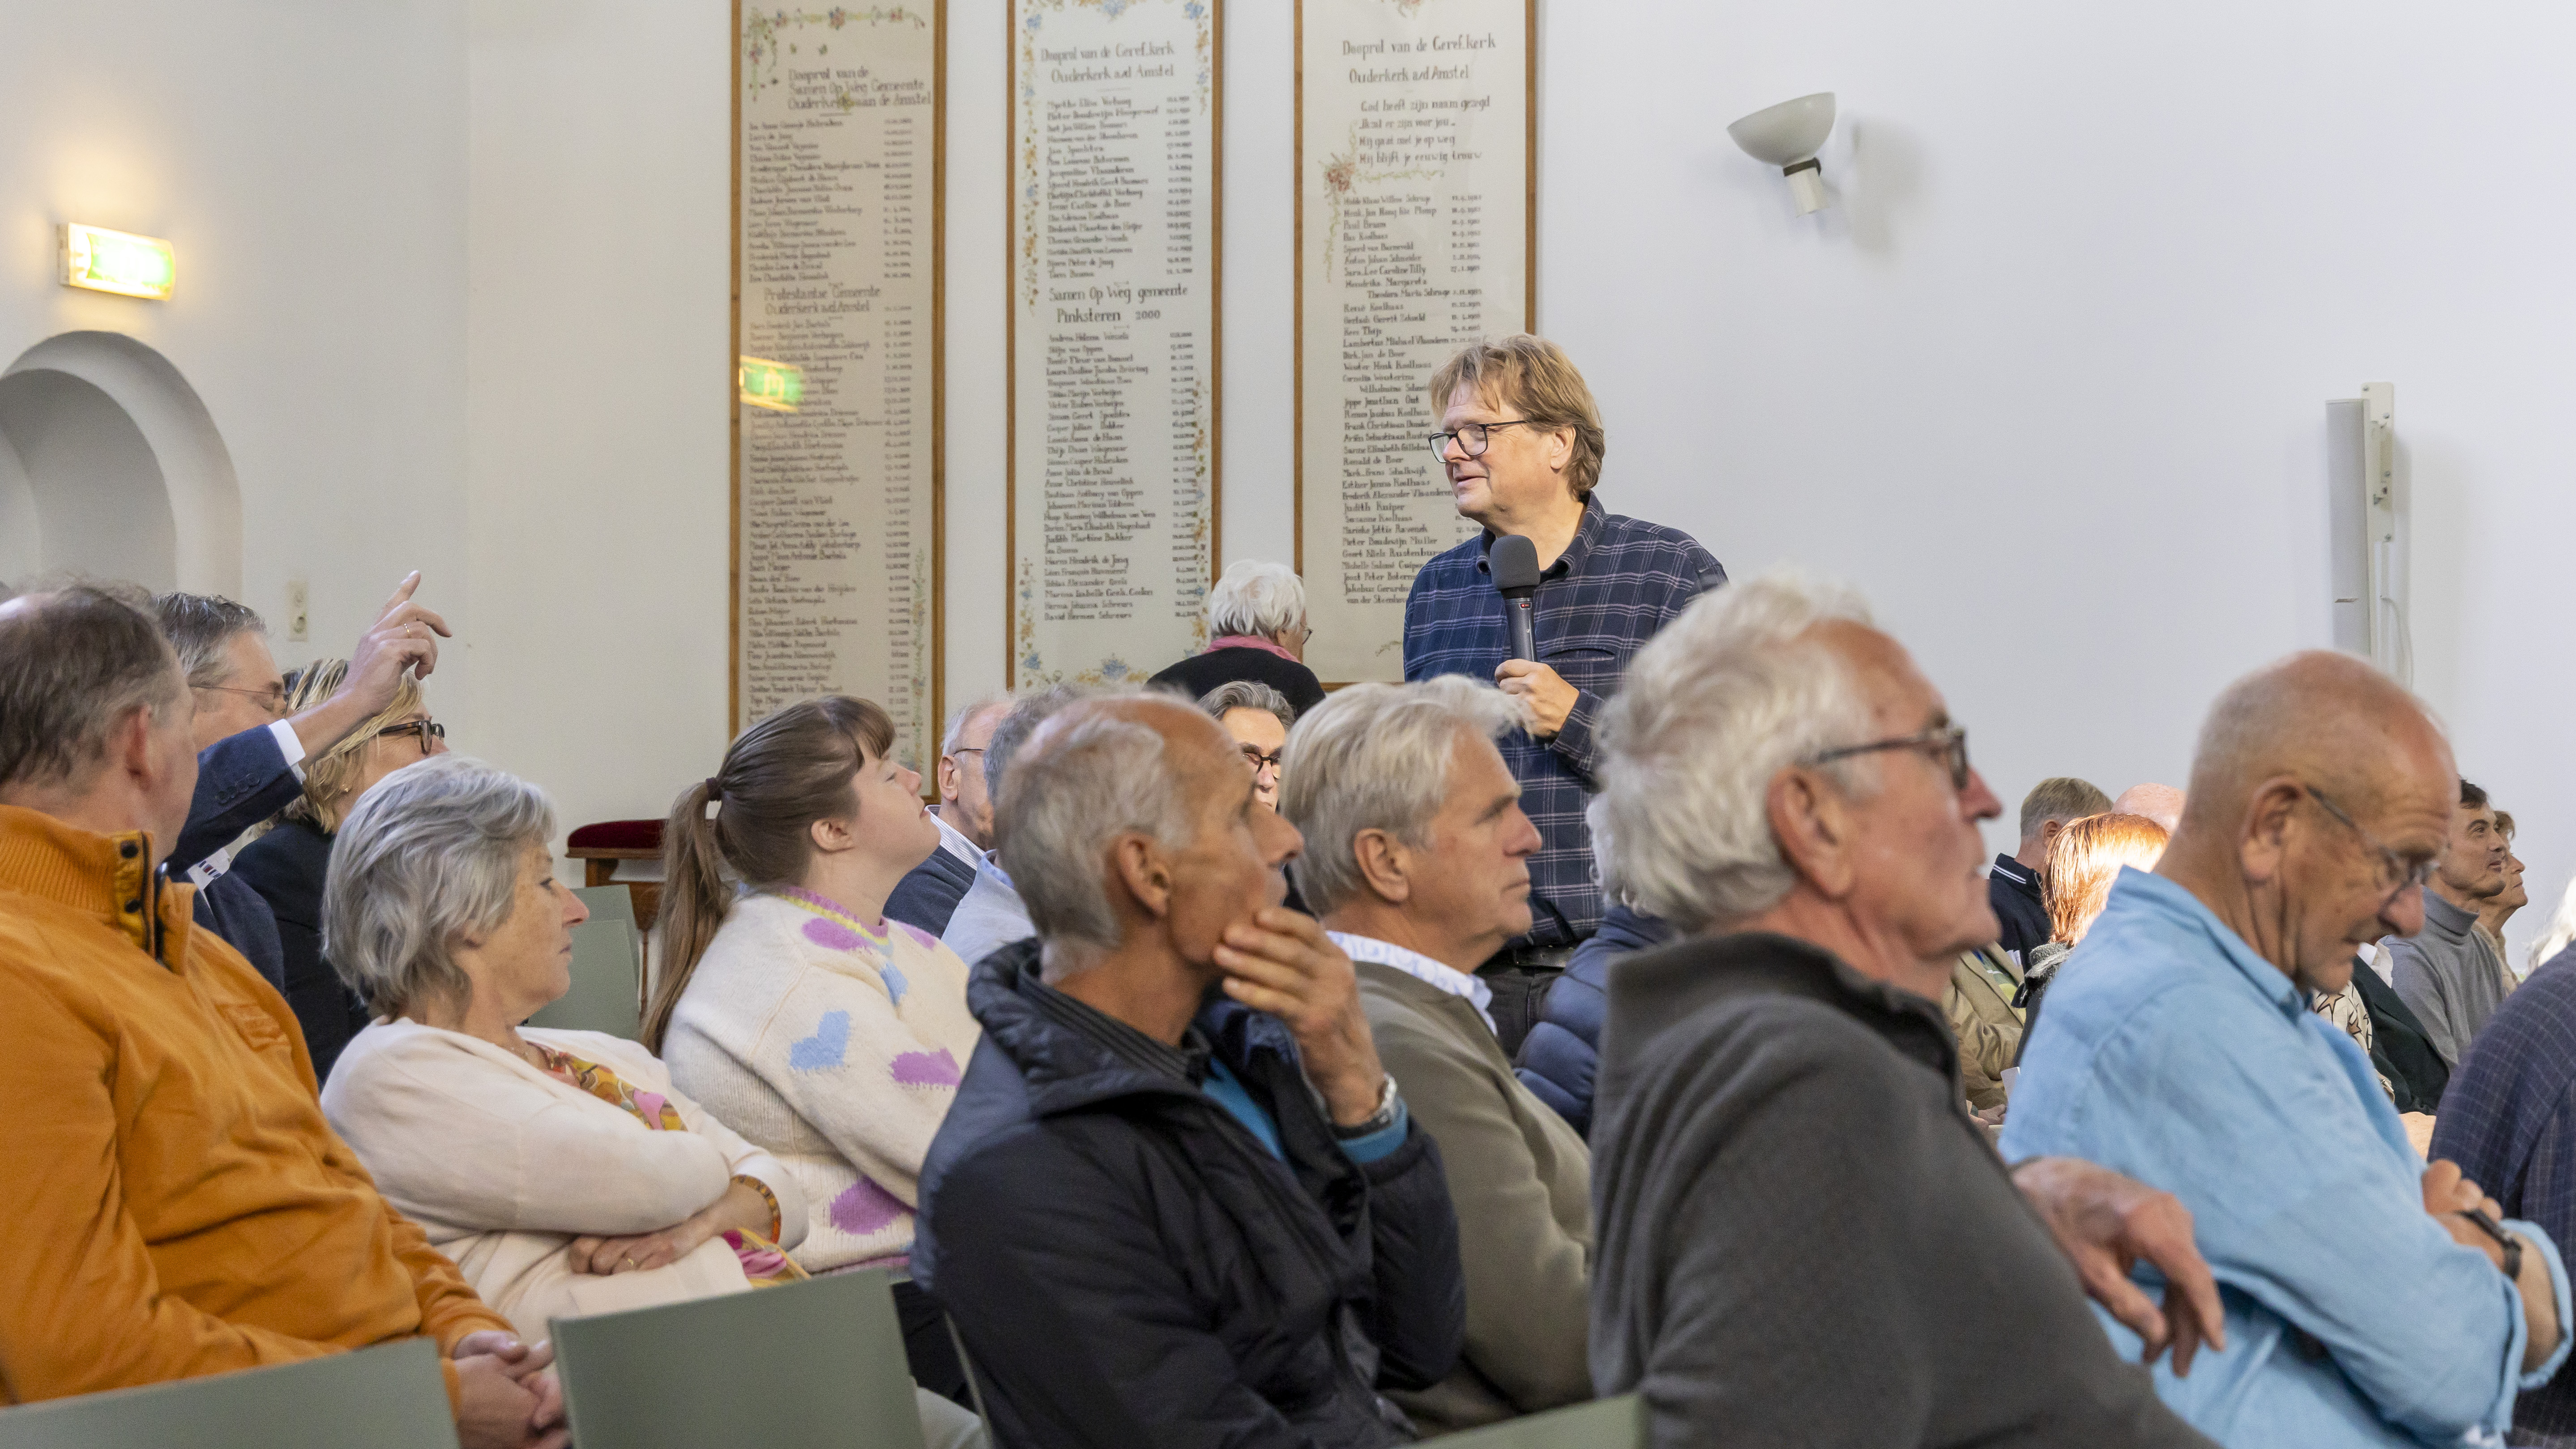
left=2042, top=812, right=2171, bottom=946
left=1428, top=334, right=1608, bottom=500
left=279, top=659, right=424, bottom=831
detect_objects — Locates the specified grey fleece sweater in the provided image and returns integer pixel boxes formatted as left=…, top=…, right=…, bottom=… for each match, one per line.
left=1589, top=931, right=2212, bottom=1449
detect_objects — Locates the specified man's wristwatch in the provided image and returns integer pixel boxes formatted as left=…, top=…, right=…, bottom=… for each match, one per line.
left=2462, top=1206, right=2524, bottom=1281
left=1332, top=1073, right=1401, bottom=1139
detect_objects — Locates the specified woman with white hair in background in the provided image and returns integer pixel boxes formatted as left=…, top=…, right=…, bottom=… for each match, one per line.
left=1148, top=559, right=1326, bottom=717
left=318, top=756, right=986, bottom=1449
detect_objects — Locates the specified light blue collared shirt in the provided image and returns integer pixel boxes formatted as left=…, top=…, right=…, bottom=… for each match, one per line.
left=941, top=852, right=1034, bottom=970
left=1326, top=930, right=1498, bottom=1037
left=2002, top=868, right=2572, bottom=1447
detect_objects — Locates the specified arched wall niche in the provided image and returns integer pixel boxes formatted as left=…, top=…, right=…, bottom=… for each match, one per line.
left=0, top=331, right=239, bottom=597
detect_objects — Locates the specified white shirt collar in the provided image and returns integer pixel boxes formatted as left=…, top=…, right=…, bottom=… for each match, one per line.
left=928, top=808, right=984, bottom=868
left=1328, top=931, right=1497, bottom=1037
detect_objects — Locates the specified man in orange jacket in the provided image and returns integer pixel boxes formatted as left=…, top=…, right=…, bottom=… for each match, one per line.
left=0, top=585, right=563, bottom=1449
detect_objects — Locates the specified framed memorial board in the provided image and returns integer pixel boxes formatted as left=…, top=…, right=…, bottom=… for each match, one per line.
left=1008, top=0, right=1222, bottom=687
left=1294, top=0, right=1533, bottom=684
left=731, top=1, right=946, bottom=767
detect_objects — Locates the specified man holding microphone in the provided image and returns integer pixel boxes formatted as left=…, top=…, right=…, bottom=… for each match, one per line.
left=1403, top=335, right=1722, bottom=1051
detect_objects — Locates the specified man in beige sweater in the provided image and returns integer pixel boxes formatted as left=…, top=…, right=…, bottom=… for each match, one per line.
left=1278, top=676, right=1594, bottom=1434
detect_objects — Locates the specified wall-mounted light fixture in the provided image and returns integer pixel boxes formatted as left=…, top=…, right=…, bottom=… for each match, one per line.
left=1727, top=93, right=1837, bottom=217
left=738, top=356, right=804, bottom=412
left=60, top=223, right=176, bottom=300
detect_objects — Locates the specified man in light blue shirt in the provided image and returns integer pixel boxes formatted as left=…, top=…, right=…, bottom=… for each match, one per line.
left=2004, top=650, right=2570, bottom=1446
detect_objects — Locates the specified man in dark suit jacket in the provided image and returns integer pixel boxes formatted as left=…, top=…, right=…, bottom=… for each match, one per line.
left=886, top=693, right=1013, bottom=936
left=156, top=576, right=453, bottom=990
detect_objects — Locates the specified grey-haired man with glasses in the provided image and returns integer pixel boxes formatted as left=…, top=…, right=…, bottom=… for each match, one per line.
left=153, top=573, right=452, bottom=986
left=2005, top=650, right=2570, bottom=1445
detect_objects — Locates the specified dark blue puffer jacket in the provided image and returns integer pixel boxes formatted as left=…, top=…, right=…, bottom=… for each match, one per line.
left=1513, top=904, right=1672, bottom=1138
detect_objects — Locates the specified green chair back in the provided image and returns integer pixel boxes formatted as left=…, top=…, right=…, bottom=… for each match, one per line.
left=1436, top=1394, right=1645, bottom=1449
left=527, top=885, right=642, bottom=1039
left=0, top=1339, right=457, bottom=1449
left=552, top=1267, right=923, bottom=1449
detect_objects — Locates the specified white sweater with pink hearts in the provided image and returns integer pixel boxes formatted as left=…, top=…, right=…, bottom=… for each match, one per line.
left=662, top=889, right=982, bottom=1271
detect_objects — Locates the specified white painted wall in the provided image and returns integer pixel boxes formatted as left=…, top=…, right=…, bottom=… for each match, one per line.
left=12, top=0, right=2576, bottom=961
left=1526, top=0, right=2576, bottom=965
left=0, top=0, right=472, bottom=750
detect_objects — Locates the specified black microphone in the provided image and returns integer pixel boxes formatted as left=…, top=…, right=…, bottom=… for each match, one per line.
left=1490, top=533, right=1542, bottom=662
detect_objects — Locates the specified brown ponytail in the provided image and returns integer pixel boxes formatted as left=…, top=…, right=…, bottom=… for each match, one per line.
left=642, top=695, right=897, bottom=1051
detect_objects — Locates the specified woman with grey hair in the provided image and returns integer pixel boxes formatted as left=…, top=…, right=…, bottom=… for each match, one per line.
left=1199, top=679, right=1294, bottom=810
left=1148, top=559, right=1326, bottom=717
left=319, top=754, right=812, bottom=1332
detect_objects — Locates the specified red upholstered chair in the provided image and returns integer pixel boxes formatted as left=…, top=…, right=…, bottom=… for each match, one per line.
left=565, top=819, right=665, bottom=936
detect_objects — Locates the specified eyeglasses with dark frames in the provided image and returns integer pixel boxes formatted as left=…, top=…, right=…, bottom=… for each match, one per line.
left=2303, top=785, right=2439, bottom=896
left=1239, top=745, right=1285, bottom=774
left=1807, top=724, right=1972, bottom=791
left=375, top=719, right=447, bottom=756
left=1427, top=419, right=1539, bottom=463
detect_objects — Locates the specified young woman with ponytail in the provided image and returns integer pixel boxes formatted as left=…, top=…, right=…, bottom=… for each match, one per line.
left=646, top=696, right=984, bottom=1398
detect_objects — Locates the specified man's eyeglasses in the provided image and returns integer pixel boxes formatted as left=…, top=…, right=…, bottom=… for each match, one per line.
left=196, top=683, right=289, bottom=721
left=1239, top=745, right=1285, bottom=774
left=1427, top=419, right=1538, bottom=462
left=2304, top=785, right=2438, bottom=895
left=376, top=720, right=447, bottom=755
left=1807, top=724, right=1973, bottom=791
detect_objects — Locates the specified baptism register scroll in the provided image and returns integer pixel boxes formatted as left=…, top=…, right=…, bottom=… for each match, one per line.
left=1009, top=0, right=1221, bottom=687
left=1296, top=0, right=1531, bottom=684
left=733, top=4, right=944, bottom=765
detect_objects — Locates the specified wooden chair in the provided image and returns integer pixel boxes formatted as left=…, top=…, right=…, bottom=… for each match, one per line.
left=0, top=1339, right=457, bottom=1449
left=551, top=1267, right=925, bottom=1449
left=526, top=885, right=644, bottom=1039
left=1435, top=1395, right=1645, bottom=1448
left=564, top=818, right=664, bottom=937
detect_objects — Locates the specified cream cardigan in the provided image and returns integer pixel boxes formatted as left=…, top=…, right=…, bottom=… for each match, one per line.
left=322, top=1019, right=807, bottom=1340
left=661, top=889, right=982, bottom=1271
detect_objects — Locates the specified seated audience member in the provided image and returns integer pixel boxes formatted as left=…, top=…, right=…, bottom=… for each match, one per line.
left=2387, top=778, right=2515, bottom=1068
left=2477, top=809, right=2527, bottom=969
left=1200, top=679, right=1294, bottom=811
left=887, top=693, right=1013, bottom=937
left=1948, top=941, right=2026, bottom=1113
left=917, top=692, right=1465, bottom=1449
left=2435, top=953, right=2576, bottom=1448
left=0, top=587, right=561, bottom=1449
left=1281, top=678, right=1590, bottom=1433
left=939, top=686, right=1079, bottom=968
left=1587, top=570, right=2220, bottom=1448
left=232, top=657, right=448, bottom=1085
left=2012, top=812, right=2171, bottom=1046
left=647, top=695, right=982, bottom=1402
left=1988, top=776, right=2114, bottom=962
left=154, top=576, right=448, bottom=987
left=2115, top=782, right=2187, bottom=833
left=320, top=757, right=988, bottom=1449
left=1148, top=559, right=1326, bottom=717
left=1514, top=800, right=1672, bottom=1139
left=2005, top=652, right=2570, bottom=1445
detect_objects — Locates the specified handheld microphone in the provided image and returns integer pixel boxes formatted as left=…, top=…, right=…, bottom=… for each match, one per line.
left=1490, top=533, right=1542, bottom=663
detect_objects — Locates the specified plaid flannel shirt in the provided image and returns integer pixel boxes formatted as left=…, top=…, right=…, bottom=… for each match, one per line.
left=1402, top=496, right=1722, bottom=946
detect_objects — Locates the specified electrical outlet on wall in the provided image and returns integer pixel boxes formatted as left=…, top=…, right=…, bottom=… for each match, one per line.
left=286, top=580, right=309, bottom=642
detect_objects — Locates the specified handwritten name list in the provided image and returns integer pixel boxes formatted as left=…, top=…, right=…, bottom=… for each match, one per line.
left=1298, top=0, right=1529, bottom=682
left=736, top=6, right=940, bottom=765
left=1011, top=0, right=1218, bottom=687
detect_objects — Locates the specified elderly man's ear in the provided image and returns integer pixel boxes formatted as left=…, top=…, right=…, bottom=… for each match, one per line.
left=2234, top=778, right=2303, bottom=887
left=1767, top=766, right=1861, bottom=900
left=1351, top=829, right=1414, bottom=905
left=1111, top=833, right=1176, bottom=920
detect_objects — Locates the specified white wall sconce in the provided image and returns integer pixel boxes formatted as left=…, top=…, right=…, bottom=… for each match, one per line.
left=59, top=223, right=176, bottom=300
left=1728, top=93, right=1837, bottom=217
